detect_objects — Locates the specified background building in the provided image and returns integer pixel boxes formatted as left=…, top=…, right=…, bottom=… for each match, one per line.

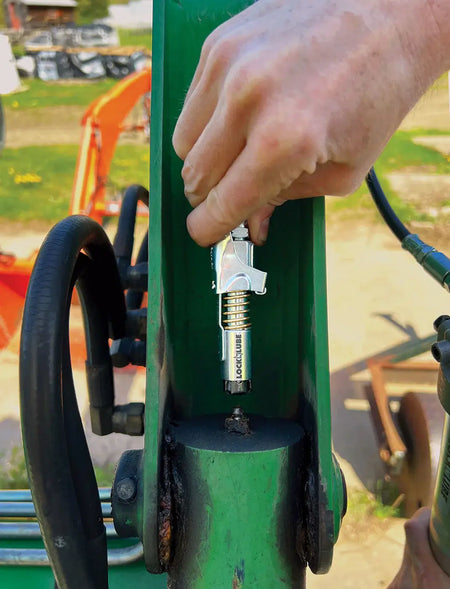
left=4, top=0, right=77, bottom=30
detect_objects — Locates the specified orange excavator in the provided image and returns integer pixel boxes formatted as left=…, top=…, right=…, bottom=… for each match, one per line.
left=0, top=66, right=151, bottom=351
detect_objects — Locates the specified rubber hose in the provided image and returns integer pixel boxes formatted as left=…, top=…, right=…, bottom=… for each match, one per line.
left=113, top=184, right=149, bottom=283
left=76, top=254, right=115, bottom=413
left=126, top=230, right=148, bottom=310
left=20, top=215, right=126, bottom=589
left=366, top=168, right=410, bottom=242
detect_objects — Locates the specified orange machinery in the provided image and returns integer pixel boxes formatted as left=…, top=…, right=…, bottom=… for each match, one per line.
left=0, top=66, right=151, bottom=351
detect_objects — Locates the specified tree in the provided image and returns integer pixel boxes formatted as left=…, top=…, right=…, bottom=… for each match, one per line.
left=77, top=0, right=109, bottom=24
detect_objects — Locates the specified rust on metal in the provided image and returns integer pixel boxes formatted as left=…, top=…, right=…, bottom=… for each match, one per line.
left=158, top=435, right=173, bottom=568
left=225, top=406, right=251, bottom=435
left=366, top=357, right=407, bottom=461
left=159, top=493, right=172, bottom=566
left=366, top=355, right=436, bottom=515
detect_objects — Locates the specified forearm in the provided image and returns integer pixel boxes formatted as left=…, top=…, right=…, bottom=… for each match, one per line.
left=427, top=0, right=450, bottom=69
left=383, top=0, right=450, bottom=102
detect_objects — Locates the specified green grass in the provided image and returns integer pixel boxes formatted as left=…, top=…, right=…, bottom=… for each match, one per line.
left=378, top=130, right=450, bottom=173
left=94, top=463, right=116, bottom=487
left=328, top=129, right=450, bottom=224
left=0, top=445, right=115, bottom=489
left=118, top=28, right=152, bottom=50
left=0, top=447, right=29, bottom=489
left=347, top=489, right=401, bottom=521
left=0, top=144, right=149, bottom=222
left=3, top=78, right=117, bottom=110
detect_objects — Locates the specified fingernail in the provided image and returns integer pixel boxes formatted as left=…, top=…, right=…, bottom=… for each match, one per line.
left=257, top=217, right=271, bottom=244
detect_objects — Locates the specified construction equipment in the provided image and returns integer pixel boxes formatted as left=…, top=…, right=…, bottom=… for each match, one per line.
left=0, top=65, right=151, bottom=355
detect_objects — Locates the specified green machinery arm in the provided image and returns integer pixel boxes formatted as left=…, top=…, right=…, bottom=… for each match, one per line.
left=123, top=0, right=346, bottom=584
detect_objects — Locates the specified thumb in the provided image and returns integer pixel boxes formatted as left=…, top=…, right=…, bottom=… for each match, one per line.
left=247, top=204, right=276, bottom=245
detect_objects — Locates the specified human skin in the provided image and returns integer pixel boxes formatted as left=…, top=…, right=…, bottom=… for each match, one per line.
left=388, top=508, right=450, bottom=589
left=172, top=0, right=450, bottom=246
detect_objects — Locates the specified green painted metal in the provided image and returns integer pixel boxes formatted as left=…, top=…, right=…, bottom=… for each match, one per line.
left=144, top=0, right=343, bottom=578
left=430, top=414, right=450, bottom=575
left=0, top=538, right=167, bottom=588
left=429, top=317, right=450, bottom=575
left=168, top=416, right=306, bottom=587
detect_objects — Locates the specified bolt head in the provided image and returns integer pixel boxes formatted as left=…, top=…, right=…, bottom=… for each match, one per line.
left=116, top=477, right=137, bottom=503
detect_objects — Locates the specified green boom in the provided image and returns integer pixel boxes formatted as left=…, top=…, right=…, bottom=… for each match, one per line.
left=141, top=0, right=346, bottom=585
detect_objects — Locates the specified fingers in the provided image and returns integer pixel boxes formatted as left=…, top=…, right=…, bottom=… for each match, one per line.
left=186, top=146, right=273, bottom=246
left=185, top=126, right=311, bottom=246
left=279, top=161, right=364, bottom=199
left=172, top=74, right=221, bottom=161
left=173, top=22, right=250, bottom=160
left=247, top=204, right=275, bottom=245
left=181, top=104, right=246, bottom=207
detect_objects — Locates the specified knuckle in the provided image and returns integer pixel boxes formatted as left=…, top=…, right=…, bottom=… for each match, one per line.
left=206, top=187, right=236, bottom=228
left=181, top=158, right=206, bottom=194
left=201, top=23, right=227, bottom=58
left=252, top=124, right=285, bottom=162
left=225, top=60, right=267, bottom=107
left=253, top=117, right=321, bottom=169
left=289, top=122, right=324, bottom=172
left=208, top=36, right=238, bottom=73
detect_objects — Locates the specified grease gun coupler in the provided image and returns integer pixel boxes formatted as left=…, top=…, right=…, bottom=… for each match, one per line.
left=212, top=224, right=267, bottom=395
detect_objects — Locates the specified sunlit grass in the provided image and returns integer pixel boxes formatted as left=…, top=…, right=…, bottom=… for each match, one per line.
left=328, top=129, right=450, bottom=224
left=0, top=144, right=149, bottom=222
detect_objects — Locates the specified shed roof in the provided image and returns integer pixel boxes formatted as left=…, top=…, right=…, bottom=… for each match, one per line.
left=17, top=0, right=77, bottom=7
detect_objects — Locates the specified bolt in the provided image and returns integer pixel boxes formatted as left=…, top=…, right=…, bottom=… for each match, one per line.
left=225, top=406, right=251, bottom=435
left=116, top=477, right=137, bottom=503
left=231, top=406, right=244, bottom=420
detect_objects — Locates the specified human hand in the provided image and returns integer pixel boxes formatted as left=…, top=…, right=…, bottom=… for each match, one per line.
left=173, top=0, right=450, bottom=246
left=388, top=507, right=450, bottom=589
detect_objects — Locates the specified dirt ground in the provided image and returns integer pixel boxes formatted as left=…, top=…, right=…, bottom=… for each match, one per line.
left=4, top=104, right=148, bottom=148
left=0, top=78, right=449, bottom=586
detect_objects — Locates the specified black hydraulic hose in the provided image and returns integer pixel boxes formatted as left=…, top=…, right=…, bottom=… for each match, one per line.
left=61, top=304, right=108, bottom=588
left=366, top=168, right=450, bottom=289
left=126, top=230, right=148, bottom=310
left=20, top=215, right=126, bottom=589
left=113, top=184, right=149, bottom=283
left=366, top=167, right=410, bottom=242
left=76, top=254, right=115, bottom=418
